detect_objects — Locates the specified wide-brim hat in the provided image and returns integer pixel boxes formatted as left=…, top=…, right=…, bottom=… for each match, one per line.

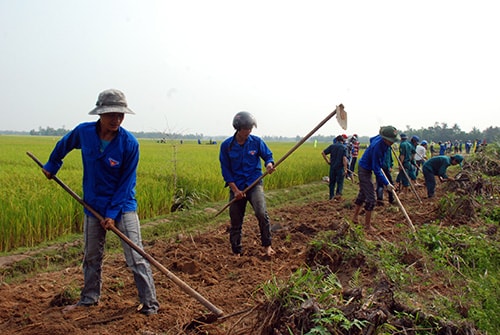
left=89, top=89, right=135, bottom=115
left=379, top=126, right=401, bottom=143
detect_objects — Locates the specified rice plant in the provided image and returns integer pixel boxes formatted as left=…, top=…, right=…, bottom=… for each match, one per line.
left=1, top=136, right=332, bottom=251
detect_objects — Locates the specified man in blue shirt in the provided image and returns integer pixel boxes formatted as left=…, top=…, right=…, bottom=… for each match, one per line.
left=43, top=89, right=159, bottom=315
left=352, top=126, right=400, bottom=231
left=219, top=111, right=276, bottom=257
left=322, top=135, right=348, bottom=200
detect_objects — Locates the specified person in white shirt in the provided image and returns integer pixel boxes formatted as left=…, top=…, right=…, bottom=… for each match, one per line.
left=415, top=140, right=428, bottom=177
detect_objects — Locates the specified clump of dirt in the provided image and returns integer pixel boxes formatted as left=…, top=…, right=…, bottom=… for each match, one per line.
left=438, top=158, right=499, bottom=224
left=0, top=172, right=495, bottom=334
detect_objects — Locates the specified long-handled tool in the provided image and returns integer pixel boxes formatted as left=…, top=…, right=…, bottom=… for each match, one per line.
left=381, top=169, right=416, bottom=234
left=345, top=169, right=358, bottom=184
left=347, top=169, right=358, bottom=177
left=391, top=147, right=423, bottom=204
left=26, top=151, right=224, bottom=317
left=214, top=104, right=348, bottom=217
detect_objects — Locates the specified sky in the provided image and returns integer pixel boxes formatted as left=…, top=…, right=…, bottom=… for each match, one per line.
left=1, top=0, right=499, bottom=138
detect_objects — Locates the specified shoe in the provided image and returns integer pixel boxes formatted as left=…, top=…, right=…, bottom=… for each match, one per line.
left=139, top=308, right=158, bottom=316
left=137, top=303, right=158, bottom=316
left=376, top=200, right=384, bottom=206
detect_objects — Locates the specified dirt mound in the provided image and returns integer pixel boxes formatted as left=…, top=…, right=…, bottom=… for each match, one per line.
left=0, top=181, right=489, bottom=334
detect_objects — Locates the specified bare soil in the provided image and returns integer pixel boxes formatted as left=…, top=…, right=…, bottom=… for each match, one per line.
left=0, top=181, right=491, bottom=335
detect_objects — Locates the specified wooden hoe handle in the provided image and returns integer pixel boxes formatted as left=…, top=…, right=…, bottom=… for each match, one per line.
left=26, top=151, right=224, bottom=317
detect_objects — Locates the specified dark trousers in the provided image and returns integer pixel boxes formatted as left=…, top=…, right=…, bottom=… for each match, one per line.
left=329, top=166, right=345, bottom=199
left=349, top=157, right=357, bottom=177
left=423, top=167, right=436, bottom=197
left=354, top=166, right=376, bottom=211
left=376, top=167, right=394, bottom=203
left=228, top=184, right=272, bottom=254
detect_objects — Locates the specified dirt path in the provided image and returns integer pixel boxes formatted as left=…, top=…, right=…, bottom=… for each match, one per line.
left=0, top=184, right=481, bottom=334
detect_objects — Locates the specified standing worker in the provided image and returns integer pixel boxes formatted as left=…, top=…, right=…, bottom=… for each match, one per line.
left=422, top=155, right=464, bottom=198
left=42, top=89, right=159, bottom=315
left=219, top=111, right=276, bottom=257
left=396, top=134, right=419, bottom=194
left=352, top=126, right=400, bottom=230
left=322, top=135, right=348, bottom=201
left=415, top=140, right=428, bottom=177
left=347, top=134, right=360, bottom=180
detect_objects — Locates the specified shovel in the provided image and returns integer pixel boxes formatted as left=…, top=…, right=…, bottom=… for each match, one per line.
left=27, top=151, right=224, bottom=318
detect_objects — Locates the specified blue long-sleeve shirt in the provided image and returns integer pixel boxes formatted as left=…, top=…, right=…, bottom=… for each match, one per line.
left=358, top=135, right=392, bottom=186
left=219, top=134, right=274, bottom=190
left=43, top=121, right=139, bottom=220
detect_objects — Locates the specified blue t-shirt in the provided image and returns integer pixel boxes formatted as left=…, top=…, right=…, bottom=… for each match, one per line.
left=322, top=142, right=347, bottom=170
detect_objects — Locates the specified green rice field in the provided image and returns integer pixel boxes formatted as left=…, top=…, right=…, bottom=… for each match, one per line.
left=0, top=135, right=337, bottom=252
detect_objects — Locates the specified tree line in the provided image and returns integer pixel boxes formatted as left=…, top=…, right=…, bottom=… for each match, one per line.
left=310, top=122, right=499, bottom=145
left=0, top=122, right=498, bottom=144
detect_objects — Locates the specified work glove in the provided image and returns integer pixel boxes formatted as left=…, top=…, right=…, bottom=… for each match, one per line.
left=387, top=184, right=395, bottom=192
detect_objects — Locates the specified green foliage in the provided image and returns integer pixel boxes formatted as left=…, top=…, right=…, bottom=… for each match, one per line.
left=308, top=307, right=368, bottom=334
left=170, top=187, right=208, bottom=212
left=401, top=123, right=499, bottom=145
left=261, top=267, right=370, bottom=334
left=416, top=224, right=500, bottom=333
left=262, top=267, right=342, bottom=308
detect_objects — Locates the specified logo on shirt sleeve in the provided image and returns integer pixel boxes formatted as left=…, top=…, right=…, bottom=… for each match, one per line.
left=108, top=157, right=120, bottom=167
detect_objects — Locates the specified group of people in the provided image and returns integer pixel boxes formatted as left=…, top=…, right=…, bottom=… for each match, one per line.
left=42, top=89, right=279, bottom=315
left=437, top=139, right=485, bottom=155
left=322, top=127, right=465, bottom=230
left=41, top=89, right=465, bottom=315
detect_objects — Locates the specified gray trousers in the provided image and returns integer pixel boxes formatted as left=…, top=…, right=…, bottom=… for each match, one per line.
left=79, top=213, right=159, bottom=314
